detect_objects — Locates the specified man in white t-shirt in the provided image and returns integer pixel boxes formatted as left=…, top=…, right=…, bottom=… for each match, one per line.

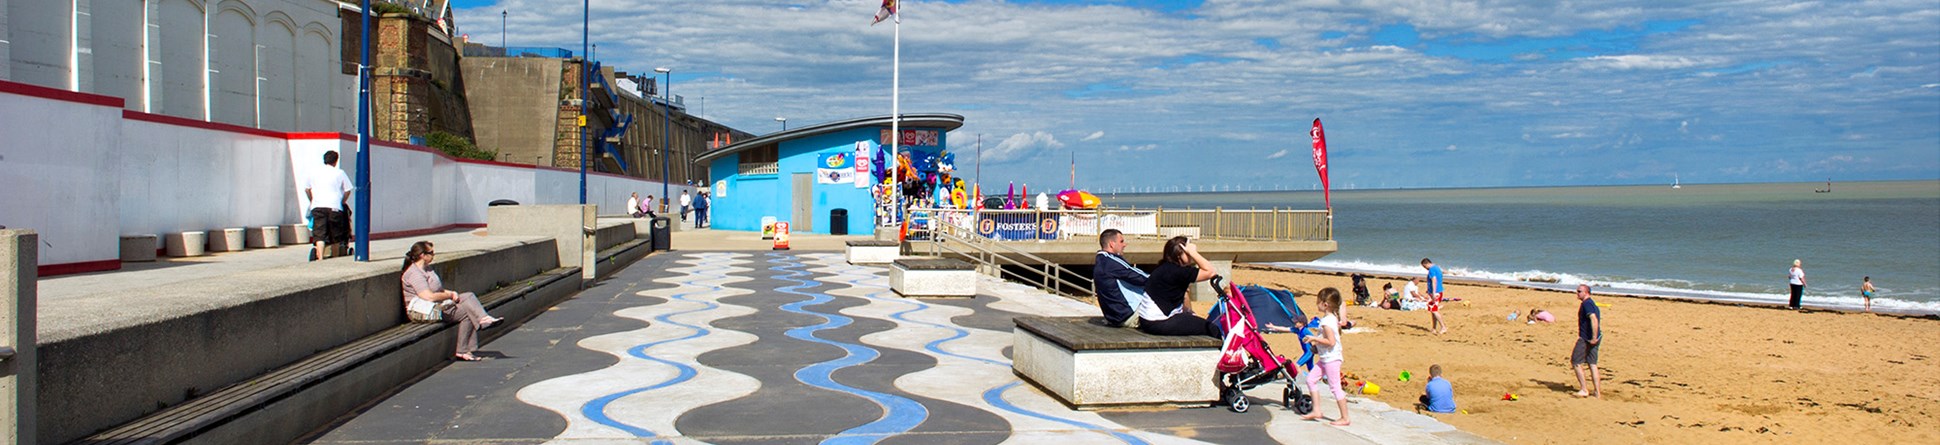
left=679, top=190, right=693, bottom=221
left=305, top=151, right=355, bottom=261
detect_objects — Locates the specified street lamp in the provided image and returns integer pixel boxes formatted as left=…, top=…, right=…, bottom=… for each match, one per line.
left=578, top=0, right=588, bottom=205
left=775, top=117, right=787, bottom=132
left=655, top=67, right=672, bottom=208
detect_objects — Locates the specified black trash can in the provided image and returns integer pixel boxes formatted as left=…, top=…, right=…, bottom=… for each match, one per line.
left=829, top=208, right=849, bottom=235
left=651, top=216, right=672, bottom=251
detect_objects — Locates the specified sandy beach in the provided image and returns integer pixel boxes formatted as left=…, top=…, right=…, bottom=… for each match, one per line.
left=1235, top=265, right=1940, bottom=444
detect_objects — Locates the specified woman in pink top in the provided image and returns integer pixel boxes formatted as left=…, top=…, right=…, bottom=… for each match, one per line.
left=402, top=241, right=502, bottom=361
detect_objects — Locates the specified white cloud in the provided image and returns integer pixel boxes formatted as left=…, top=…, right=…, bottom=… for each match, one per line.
left=986, top=131, right=1064, bottom=162
left=1265, top=149, right=1289, bottom=159
left=1575, top=55, right=1721, bottom=70
left=454, top=0, right=1940, bottom=189
left=1445, top=145, right=1459, bottom=151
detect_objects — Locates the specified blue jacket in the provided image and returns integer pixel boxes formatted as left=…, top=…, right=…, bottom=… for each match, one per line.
left=1424, top=377, right=1457, bottom=413
left=1092, top=251, right=1148, bottom=325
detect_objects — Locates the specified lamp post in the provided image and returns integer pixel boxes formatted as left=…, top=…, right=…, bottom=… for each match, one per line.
left=775, top=117, right=787, bottom=132
left=655, top=67, right=672, bottom=207
left=578, top=0, right=588, bottom=205
left=500, top=10, right=506, bottom=48
left=354, top=0, right=372, bottom=261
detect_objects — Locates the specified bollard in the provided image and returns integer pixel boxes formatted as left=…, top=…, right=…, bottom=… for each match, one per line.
left=2, top=229, right=40, bottom=445
left=581, top=205, right=597, bottom=284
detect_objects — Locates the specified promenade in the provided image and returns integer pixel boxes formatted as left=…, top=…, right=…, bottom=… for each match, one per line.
left=292, top=230, right=1496, bottom=445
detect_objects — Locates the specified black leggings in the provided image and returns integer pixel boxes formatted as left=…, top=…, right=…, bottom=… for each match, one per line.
left=1139, top=313, right=1216, bottom=338
left=1789, top=284, right=1804, bottom=309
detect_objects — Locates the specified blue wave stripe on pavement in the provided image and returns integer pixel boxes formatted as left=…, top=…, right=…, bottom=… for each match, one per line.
left=770, top=254, right=930, bottom=445
left=984, top=382, right=1149, bottom=445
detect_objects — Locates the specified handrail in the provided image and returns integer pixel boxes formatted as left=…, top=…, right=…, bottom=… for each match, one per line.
left=924, top=228, right=1095, bottom=298
left=916, top=207, right=1331, bottom=242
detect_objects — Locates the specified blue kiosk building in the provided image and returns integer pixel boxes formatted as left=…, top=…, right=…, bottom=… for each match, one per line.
left=694, top=114, right=964, bottom=234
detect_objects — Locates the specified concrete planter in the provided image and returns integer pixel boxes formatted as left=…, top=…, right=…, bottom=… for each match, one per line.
left=245, top=226, right=280, bottom=249
left=281, top=224, right=311, bottom=245
left=119, top=235, right=158, bottom=262
left=1011, top=317, right=1221, bottom=409
left=207, top=228, right=247, bottom=252
left=164, top=232, right=207, bottom=257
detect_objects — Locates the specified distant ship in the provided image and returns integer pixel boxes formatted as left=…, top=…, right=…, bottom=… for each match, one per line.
left=1672, top=175, right=1681, bottom=189
left=1815, top=178, right=1832, bottom=193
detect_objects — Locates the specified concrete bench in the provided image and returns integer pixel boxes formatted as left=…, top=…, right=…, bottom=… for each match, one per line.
left=77, top=266, right=581, bottom=445
left=846, top=240, right=901, bottom=265
left=120, top=234, right=158, bottom=262
left=245, top=226, right=279, bottom=249
left=164, top=231, right=207, bottom=257
left=1012, top=316, right=1221, bottom=409
left=207, top=228, right=246, bottom=252
left=280, top=223, right=311, bottom=245
left=889, top=257, right=976, bottom=297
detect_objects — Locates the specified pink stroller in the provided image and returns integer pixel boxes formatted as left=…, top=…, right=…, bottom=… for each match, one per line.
left=1210, top=277, right=1315, bottom=414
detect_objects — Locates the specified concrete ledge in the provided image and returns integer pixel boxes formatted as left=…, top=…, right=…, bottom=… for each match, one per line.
left=34, top=236, right=562, bottom=445
left=280, top=224, right=311, bottom=245
left=164, top=232, right=207, bottom=257
left=1012, top=316, right=1220, bottom=409
left=846, top=240, right=900, bottom=265
left=594, top=220, right=637, bottom=253
left=245, top=226, right=279, bottom=249
left=206, top=228, right=246, bottom=252
left=120, top=235, right=158, bottom=262
left=889, top=258, right=976, bottom=298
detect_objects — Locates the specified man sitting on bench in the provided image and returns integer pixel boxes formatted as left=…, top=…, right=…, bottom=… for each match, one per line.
left=1093, top=229, right=1163, bottom=328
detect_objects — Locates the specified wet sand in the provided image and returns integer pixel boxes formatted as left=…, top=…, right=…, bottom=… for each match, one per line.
left=1235, top=265, right=1940, bottom=444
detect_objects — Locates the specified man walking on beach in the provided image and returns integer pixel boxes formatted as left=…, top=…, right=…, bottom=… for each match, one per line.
left=1572, top=284, right=1603, bottom=399
left=1423, top=258, right=1447, bottom=335
left=305, top=151, right=354, bottom=261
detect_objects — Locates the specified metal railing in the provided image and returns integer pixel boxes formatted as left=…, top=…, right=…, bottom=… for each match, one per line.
left=915, top=207, right=1332, bottom=242
left=922, top=224, right=1095, bottom=298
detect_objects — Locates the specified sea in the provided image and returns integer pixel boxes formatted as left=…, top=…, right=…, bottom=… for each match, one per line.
left=1100, top=180, right=1940, bottom=315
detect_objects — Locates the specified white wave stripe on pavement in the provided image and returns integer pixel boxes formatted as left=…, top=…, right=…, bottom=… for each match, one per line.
left=517, top=253, right=762, bottom=443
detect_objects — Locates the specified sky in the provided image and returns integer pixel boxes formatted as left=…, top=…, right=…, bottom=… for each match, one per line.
left=446, top=0, right=1940, bottom=191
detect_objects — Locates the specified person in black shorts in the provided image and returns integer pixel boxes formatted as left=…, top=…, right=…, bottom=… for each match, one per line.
left=1138, top=236, right=1220, bottom=337
left=305, top=151, right=354, bottom=260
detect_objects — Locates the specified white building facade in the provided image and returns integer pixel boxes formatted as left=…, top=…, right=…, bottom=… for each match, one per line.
left=2, top=0, right=353, bottom=132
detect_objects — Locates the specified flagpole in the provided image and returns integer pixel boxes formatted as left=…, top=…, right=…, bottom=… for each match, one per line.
left=890, top=15, right=902, bottom=227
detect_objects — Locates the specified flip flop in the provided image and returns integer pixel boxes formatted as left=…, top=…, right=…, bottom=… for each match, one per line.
left=455, top=354, right=484, bottom=361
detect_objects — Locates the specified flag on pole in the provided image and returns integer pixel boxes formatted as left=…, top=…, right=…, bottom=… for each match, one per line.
left=1309, top=118, right=1332, bottom=211
left=872, top=0, right=899, bottom=24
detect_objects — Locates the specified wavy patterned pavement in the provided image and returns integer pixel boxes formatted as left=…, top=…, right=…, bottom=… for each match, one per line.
left=309, top=251, right=1343, bottom=444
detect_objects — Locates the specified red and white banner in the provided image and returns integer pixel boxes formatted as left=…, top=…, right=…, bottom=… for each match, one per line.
left=1310, top=118, right=1332, bottom=211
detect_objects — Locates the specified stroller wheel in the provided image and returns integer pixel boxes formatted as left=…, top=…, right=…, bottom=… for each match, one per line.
left=1290, top=386, right=1315, bottom=415
left=1223, top=386, right=1249, bottom=413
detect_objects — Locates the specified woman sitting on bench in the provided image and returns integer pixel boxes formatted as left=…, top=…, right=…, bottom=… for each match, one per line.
left=402, top=241, right=503, bottom=361
left=1137, top=236, right=1220, bottom=337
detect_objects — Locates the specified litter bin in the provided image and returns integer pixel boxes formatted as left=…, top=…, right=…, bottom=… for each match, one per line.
left=651, top=216, right=671, bottom=251
left=830, top=208, right=849, bottom=235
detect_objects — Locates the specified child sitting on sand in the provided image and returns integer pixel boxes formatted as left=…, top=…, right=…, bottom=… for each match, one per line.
left=1381, top=283, right=1402, bottom=310
left=1526, top=308, right=1555, bottom=324
left=1418, top=364, right=1457, bottom=414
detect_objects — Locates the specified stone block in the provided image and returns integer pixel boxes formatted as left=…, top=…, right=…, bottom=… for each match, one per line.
left=846, top=240, right=901, bottom=265
left=280, top=224, right=311, bottom=245
left=119, top=235, right=158, bottom=262
left=164, top=232, right=207, bottom=257
left=1012, top=316, right=1221, bottom=409
left=245, top=227, right=279, bottom=249
left=889, top=258, right=976, bottom=298
left=206, top=228, right=247, bottom=252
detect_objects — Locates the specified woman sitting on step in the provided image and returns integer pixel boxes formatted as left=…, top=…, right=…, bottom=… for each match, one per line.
left=401, top=241, right=503, bottom=361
